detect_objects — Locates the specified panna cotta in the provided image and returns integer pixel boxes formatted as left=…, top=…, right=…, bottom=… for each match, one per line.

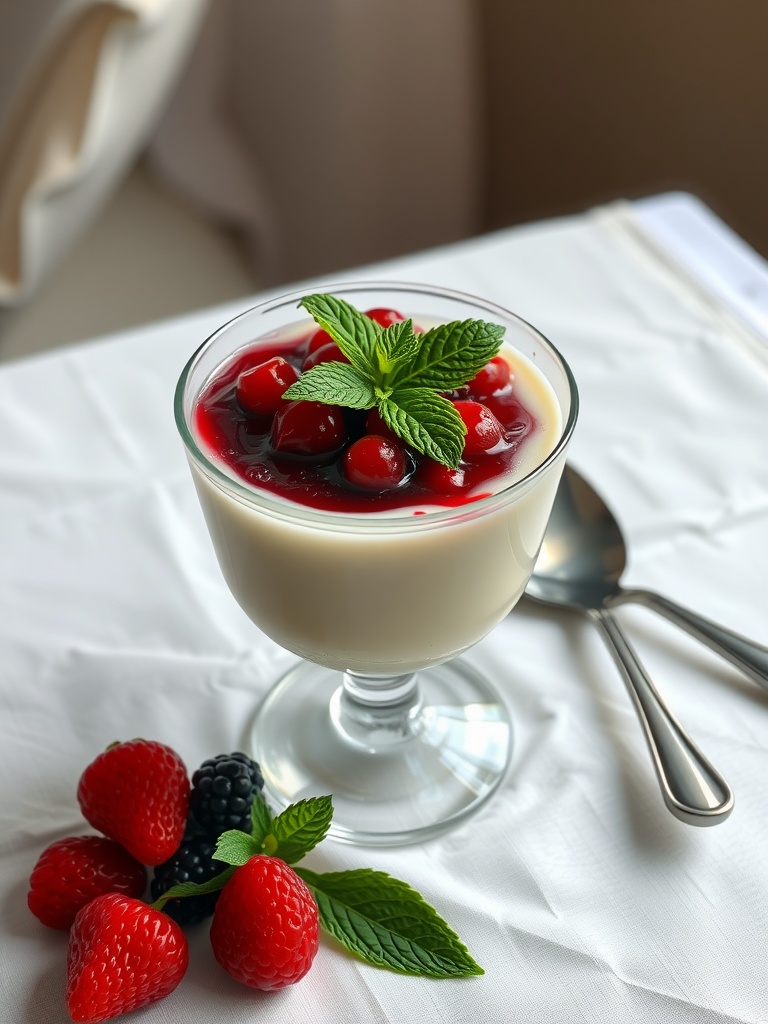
left=179, top=290, right=574, bottom=676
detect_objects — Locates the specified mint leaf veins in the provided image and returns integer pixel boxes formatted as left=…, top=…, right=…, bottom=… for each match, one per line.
left=282, top=293, right=505, bottom=469
left=295, top=866, right=484, bottom=978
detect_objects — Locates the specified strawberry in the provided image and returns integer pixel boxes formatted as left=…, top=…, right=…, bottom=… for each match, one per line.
left=28, top=835, right=146, bottom=930
left=67, top=893, right=188, bottom=1023
left=209, top=855, right=319, bottom=991
left=77, top=740, right=189, bottom=865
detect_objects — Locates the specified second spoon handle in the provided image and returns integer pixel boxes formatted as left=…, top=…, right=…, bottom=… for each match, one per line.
left=617, top=588, right=768, bottom=691
left=590, top=608, right=734, bottom=826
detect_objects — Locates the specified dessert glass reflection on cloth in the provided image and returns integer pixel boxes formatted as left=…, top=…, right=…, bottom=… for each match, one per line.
left=174, top=282, right=578, bottom=845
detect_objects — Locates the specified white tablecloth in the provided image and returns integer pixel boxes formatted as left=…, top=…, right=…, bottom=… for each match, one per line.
left=2, top=195, right=768, bottom=1024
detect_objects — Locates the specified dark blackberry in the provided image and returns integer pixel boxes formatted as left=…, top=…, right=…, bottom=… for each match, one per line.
left=190, top=751, right=264, bottom=835
left=150, top=835, right=226, bottom=925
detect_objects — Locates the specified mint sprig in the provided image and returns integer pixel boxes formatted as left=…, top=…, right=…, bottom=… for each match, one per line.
left=296, top=867, right=484, bottom=978
left=152, top=792, right=484, bottom=980
left=282, top=293, right=505, bottom=469
left=208, top=794, right=333, bottom=865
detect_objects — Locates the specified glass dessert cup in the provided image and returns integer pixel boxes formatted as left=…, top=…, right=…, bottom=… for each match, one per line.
left=175, top=282, right=578, bottom=846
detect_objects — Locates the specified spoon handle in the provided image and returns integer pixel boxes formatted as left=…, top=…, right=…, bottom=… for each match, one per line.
left=617, top=588, right=768, bottom=691
left=590, top=608, right=734, bottom=826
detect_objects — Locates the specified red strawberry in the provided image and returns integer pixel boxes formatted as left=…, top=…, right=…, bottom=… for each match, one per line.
left=67, top=893, right=188, bottom=1023
left=210, top=855, right=319, bottom=991
left=77, top=740, right=189, bottom=865
left=28, top=835, right=146, bottom=930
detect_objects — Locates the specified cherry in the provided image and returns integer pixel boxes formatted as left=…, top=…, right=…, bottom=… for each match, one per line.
left=302, top=342, right=351, bottom=372
left=454, top=400, right=506, bottom=455
left=306, top=327, right=335, bottom=356
left=236, top=357, right=300, bottom=416
left=365, top=307, right=405, bottom=328
left=342, top=434, right=408, bottom=490
left=467, top=355, right=512, bottom=399
left=417, top=459, right=467, bottom=494
left=483, top=391, right=533, bottom=436
left=270, top=400, right=346, bottom=455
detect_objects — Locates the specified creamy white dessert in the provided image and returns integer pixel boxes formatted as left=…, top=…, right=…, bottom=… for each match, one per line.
left=188, top=334, right=565, bottom=675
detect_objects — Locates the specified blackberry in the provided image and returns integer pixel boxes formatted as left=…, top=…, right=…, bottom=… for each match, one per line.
left=150, top=835, right=226, bottom=925
left=190, top=751, right=264, bottom=835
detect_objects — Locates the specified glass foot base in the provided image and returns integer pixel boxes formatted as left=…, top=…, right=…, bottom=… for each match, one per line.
left=249, top=658, right=512, bottom=846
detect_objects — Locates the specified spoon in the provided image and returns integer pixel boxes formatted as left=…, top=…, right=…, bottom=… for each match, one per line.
left=526, top=464, right=739, bottom=826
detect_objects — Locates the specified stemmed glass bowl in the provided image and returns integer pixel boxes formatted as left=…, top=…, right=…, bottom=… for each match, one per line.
left=175, top=282, right=578, bottom=845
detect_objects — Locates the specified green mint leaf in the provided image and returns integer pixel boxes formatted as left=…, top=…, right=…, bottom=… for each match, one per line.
left=390, top=319, right=504, bottom=391
left=150, top=865, right=235, bottom=912
left=249, top=793, right=274, bottom=847
left=270, top=795, right=334, bottom=864
left=213, top=829, right=262, bottom=866
left=299, top=294, right=380, bottom=376
left=282, top=362, right=377, bottom=409
left=375, top=319, right=420, bottom=375
left=296, top=867, right=484, bottom=978
left=380, top=389, right=466, bottom=469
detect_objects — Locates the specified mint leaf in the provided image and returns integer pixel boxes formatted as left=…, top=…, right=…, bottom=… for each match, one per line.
left=250, top=793, right=274, bottom=847
left=150, top=865, right=235, bottom=911
left=299, top=294, right=380, bottom=376
left=390, top=319, right=504, bottom=391
left=270, top=795, right=334, bottom=864
left=214, top=829, right=261, bottom=866
left=296, top=867, right=484, bottom=978
left=380, top=389, right=466, bottom=469
left=283, top=362, right=376, bottom=409
left=376, top=319, right=420, bottom=375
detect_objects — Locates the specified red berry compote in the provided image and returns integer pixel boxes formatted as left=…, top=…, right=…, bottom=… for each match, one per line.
left=177, top=285, right=575, bottom=676
left=195, top=317, right=554, bottom=516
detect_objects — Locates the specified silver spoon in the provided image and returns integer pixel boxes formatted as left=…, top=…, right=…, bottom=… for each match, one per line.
left=526, top=464, right=739, bottom=827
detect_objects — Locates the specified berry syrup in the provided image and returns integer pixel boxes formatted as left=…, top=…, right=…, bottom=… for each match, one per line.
left=194, top=334, right=538, bottom=514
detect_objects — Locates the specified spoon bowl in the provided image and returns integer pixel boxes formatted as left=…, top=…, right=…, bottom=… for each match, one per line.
left=526, top=466, right=626, bottom=609
left=529, top=465, right=768, bottom=685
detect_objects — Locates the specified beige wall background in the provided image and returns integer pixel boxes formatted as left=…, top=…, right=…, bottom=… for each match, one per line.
left=479, top=0, right=768, bottom=259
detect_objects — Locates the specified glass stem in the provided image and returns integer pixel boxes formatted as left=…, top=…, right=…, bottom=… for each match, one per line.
left=333, top=671, right=422, bottom=749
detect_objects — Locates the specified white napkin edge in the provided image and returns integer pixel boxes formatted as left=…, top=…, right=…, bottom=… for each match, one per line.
left=591, top=194, right=768, bottom=371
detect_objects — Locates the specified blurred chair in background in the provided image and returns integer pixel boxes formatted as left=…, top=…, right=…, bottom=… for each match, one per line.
left=0, top=0, right=482, bottom=361
left=0, top=0, right=208, bottom=348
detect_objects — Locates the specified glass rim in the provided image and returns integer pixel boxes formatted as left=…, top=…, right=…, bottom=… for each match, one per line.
left=173, top=280, right=579, bottom=532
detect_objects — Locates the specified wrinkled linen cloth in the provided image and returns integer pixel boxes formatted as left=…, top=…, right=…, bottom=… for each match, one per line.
left=1, top=195, right=767, bottom=1024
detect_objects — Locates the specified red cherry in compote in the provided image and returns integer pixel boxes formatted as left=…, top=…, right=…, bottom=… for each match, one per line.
left=236, top=356, right=300, bottom=416
left=417, top=459, right=467, bottom=494
left=454, top=400, right=506, bottom=455
left=302, top=342, right=351, bottom=372
left=467, top=355, right=512, bottom=399
left=365, top=307, right=405, bottom=328
left=306, top=327, right=335, bottom=355
left=483, top=391, right=533, bottom=436
left=271, top=400, right=346, bottom=455
left=343, top=434, right=408, bottom=490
